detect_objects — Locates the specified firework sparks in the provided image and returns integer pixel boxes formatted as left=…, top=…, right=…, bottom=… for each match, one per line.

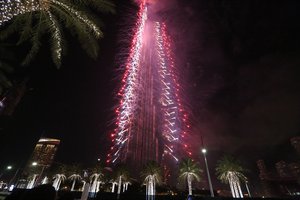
left=109, top=2, right=192, bottom=168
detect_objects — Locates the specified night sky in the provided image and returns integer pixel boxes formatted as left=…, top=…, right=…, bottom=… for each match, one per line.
left=1, top=0, right=300, bottom=189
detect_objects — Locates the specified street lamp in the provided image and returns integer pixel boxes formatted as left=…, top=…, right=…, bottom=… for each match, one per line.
left=201, top=148, right=214, bottom=197
left=0, top=165, right=13, bottom=179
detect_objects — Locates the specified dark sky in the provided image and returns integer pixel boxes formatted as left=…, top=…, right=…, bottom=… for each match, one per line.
left=1, top=0, right=300, bottom=189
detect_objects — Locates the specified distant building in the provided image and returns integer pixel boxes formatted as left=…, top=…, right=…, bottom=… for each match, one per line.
left=22, top=138, right=60, bottom=177
left=257, top=160, right=299, bottom=197
left=275, top=161, right=290, bottom=178
left=256, top=137, right=300, bottom=198
left=257, top=160, right=273, bottom=197
left=291, top=137, right=300, bottom=155
left=29, top=138, right=60, bottom=166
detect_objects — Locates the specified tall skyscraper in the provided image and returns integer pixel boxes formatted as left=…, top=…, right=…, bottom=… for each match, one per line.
left=23, top=137, right=60, bottom=176
left=108, top=1, right=192, bottom=178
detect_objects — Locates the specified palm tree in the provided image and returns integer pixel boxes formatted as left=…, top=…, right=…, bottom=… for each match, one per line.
left=89, top=165, right=104, bottom=194
left=123, top=181, right=131, bottom=192
left=216, top=155, right=247, bottom=198
left=52, top=174, right=66, bottom=190
left=68, top=164, right=82, bottom=191
left=90, top=173, right=103, bottom=193
left=114, top=166, right=130, bottom=195
left=110, top=180, right=118, bottom=193
left=69, top=174, right=82, bottom=191
left=141, top=161, right=162, bottom=197
left=0, top=0, right=115, bottom=67
left=26, top=174, right=38, bottom=189
left=179, top=158, right=202, bottom=196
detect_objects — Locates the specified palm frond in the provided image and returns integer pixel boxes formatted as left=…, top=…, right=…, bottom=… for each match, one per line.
left=1, top=0, right=113, bottom=66
left=0, top=16, right=26, bottom=40
left=179, top=158, right=202, bottom=183
left=22, top=19, right=44, bottom=65
left=51, top=0, right=103, bottom=38
left=46, top=11, right=63, bottom=67
left=215, top=155, right=248, bottom=184
left=141, top=161, right=162, bottom=185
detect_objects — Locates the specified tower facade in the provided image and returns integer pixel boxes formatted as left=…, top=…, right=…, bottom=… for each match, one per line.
left=108, top=2, right=192, bottom=177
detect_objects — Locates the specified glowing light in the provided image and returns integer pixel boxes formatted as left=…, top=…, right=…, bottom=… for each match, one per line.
left=110, top=3, right=148, bottom=163
left=0, top=0, right=102, bottom=37
left=109, top=1, right=193, bottom=165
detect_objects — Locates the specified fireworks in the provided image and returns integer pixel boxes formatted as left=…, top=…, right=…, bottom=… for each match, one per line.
left=108, top=1, right=192, bottom=169
left=109, top=0, right=192, bottom=169
left=109, top=3, right=148, bottom=163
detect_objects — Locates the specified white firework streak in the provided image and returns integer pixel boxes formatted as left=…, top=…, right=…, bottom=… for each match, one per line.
left=111, top=4, right=148, bottom=163
left=154, top=22, right=181, bottom=162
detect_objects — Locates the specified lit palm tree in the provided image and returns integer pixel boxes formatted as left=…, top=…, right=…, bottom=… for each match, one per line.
left=0, top=0, right=115, bottom=67
left=52, top=174, right=66, bottom=190
left=216, top=155, right=247, bottom=198
left=68, top=164, right=82, bottom=191
left=90, top=173, right=103, bottom=193
left=89, top=165, right=104, bottom=194
left=69, top=174, right=82, bottom=191
left=179, top=158, right=202, bottom=196
left=114, top=166, right=130, bottom=195
left=26, top=174, right=38, bottom=189
left=110, top=179, right=118, bottom=193
left=141, top=161, right=162, bottom=197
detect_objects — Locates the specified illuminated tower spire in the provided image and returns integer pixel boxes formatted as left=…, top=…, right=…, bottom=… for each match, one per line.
left=108, top=2, right=192, bottom=177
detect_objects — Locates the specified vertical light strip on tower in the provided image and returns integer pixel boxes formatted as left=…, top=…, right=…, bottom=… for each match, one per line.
left=108, top=1, right=193, bottom=167
left=108, top=3, right=148, bottom=164
left=154, top=22, right=192, bottom=162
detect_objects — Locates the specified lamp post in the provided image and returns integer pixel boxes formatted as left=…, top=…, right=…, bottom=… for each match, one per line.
left=0, top=165, right=12, bottom=179
left=201, top=148, right=214, bottom=197
left=8, top=166, right=21, bottom=190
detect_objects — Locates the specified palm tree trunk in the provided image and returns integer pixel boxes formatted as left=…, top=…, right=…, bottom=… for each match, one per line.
left=117, top=176, right=122, bottom=194
left=187, top=173, right=192, bottom=195
left=228, top=174, right=237, bottom=198
left=27, top=174, right=38, bottom=189
left=237, top=181, right=243, bottom=198
left=52, top=178, right=58, bottom=190
left=233, top=180, right=240, bottom=198
left=112, top=182, right=115, bottom=193
left=151, top=176, right=154, bottom=196
left=57, top=178, right=62, bottom=190
left=71, top=180, right=76, bottom=191
left=229, top=181, right=235, bottom=198
left=96, top=181, right=101, bottom=193
left=81, top=181, right=86, bottom=191
left=153, top=178, right=156, bottom=196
